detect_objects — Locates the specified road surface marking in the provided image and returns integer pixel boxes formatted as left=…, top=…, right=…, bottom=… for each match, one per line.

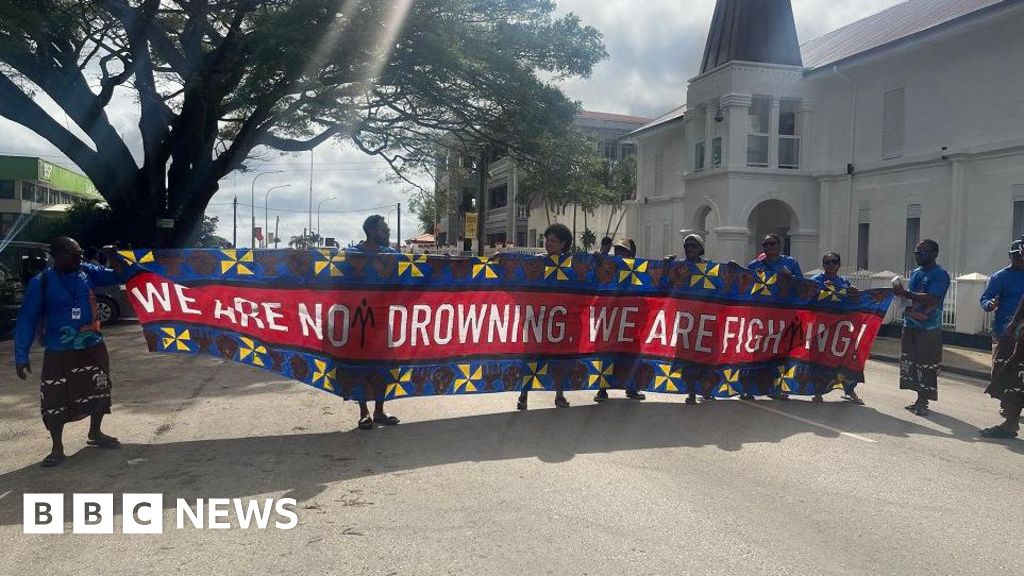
left=741, top=401, right=878, bottom=443
left=0, top=490, right=10, bottom=502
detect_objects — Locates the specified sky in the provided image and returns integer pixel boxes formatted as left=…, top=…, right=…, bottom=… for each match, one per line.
left=0, top=0, right=906, bottom=247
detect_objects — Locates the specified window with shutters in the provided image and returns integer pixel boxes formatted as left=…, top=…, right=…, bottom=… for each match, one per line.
left=747, top=96, right=770, bottom=167
left=883, top=88, right=905, bottom=160
left=905, top=204, right=921, bottom=271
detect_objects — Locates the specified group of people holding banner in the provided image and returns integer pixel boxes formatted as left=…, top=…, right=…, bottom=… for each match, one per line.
left=10, top=216, right=1024, bottom=467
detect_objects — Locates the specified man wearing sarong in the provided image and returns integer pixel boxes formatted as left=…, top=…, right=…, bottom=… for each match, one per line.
left=893, top=239, right=950, bottom=416
left=344, top=215, right=401, bottom=430
left=979, top=241, right=1024, bottom=438
left=14, top=237, right=122, bottom=467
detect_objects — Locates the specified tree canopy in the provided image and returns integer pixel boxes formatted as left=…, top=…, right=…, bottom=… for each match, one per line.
left=0, top=0, right=606, bottom=245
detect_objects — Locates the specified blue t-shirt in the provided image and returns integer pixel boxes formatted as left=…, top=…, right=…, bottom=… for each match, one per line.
left=14, top=263, right=119, bottom=364
left=344, top=242, right=399, bottom=254
left=748, top=255, right=803, bottom=279
left=903, top=265, right=951, bottom=331
left=980, top=266, right=1024, bottom=336
left=810, top=273, right=852, bottom=290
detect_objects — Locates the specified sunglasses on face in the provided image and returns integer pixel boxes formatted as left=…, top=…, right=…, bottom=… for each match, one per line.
left=823, top=259, right=840, bottom=265
left=1011, top=251, right=1023, bottom=256
left=684, top=243, right=700, bottom=249
left=913, top=249, right=930, bottom=255
left=762, top=241, right=778, bottom=247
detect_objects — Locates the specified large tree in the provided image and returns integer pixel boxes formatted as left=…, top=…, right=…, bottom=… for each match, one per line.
left=0, top=0, right=605, bottom=246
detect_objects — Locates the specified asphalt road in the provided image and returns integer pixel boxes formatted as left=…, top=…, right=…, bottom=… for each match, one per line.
left=1, top=325, right=1022, bottom=576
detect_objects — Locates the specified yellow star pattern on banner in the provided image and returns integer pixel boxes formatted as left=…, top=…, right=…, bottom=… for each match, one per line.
left=618, top=258, right=649, bottom=286
left=830, top=372, right=849, bottom=391
left=454, top=363, right=483, bottom=393
left=472, top=257, right=499, bottom=279
left=718, top=368, right=741, bottom=396
left=387, top=368, right=413, bottom=397
left=314, top=249, right=346, bottom=277
left=588, top=360, right=615, bottom=389
left=159, top=327, right=192, bottom=352
left=690, top=262, right=720, bottom=289
left=818, top=285, right=848, bottom=302
left=654, top=363, right=683, bottom=392
left=751, top=270, right=777, bottom=296
left=544, top=255, right=573, bottom=281
left=117, top=250, right=155, bottom=265
left=220, top=249, right=255, bottom=275
left=312, top=359, right=336, bottom=391
left=398, top=254, right=427, bottom=278
left=522, top=361, right=549, bottom=390
left=774, top=365, right=797, bottom=393
left=238, top=336, right=267, bottom=367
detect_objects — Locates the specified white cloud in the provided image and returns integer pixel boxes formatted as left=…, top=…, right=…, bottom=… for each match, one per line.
left=1, top=0, right=905, bottom=244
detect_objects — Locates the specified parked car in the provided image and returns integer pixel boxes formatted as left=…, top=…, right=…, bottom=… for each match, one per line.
left=0, top=240, right=133, bottom=325
left=0, top=262, right=25, bottom=337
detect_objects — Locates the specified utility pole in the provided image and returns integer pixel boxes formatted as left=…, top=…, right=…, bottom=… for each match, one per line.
left=307, top=149, right=314, bottom=239
left=476, top=147, right=488, bottom=256
left=396, top=202, right=401, bottom=251
left=274, top=216, right=280, bottom=249
left=232, top=196, right=238, bottom=248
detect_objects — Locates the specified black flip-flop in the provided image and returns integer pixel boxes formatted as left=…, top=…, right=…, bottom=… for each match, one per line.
left=373, top=414, right=400, bottom=425
left=41, top=453, right=66, bottom=468
left=86, top=435, right=121, bottom=449
left=979, top=426, right=1018, bottom=439
left=357, top=416, right=374, bottom=430
left=842, top=394, right=865, bottom=405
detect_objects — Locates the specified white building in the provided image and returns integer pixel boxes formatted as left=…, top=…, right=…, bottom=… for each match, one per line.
left=631, top=0, right=1024, bottom=275
left=434, top=111, right=649, bottom=251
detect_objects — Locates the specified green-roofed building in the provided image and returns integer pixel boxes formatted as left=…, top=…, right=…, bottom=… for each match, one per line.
left=0, top=155, right=102, bottom=237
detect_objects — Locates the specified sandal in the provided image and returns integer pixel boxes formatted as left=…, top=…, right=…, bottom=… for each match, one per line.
left=740, top=393, right=755, bottom=400
left=517, top=395, right=528, bottom=411
left=357, top=416, right=374, bottom=430
left=625, top=390, right=646, bottom=401
left=841, top=394, right=865, bottom=405
left=41, top=453, right=66, bottom=468
left=979, top=426, right=1018, bottom=439
left=593, top=390, right=609, bottom=403
left=684, top=396, right=697, bottom=405
left=769, top=392, right=790, bottom=401
left=86, top=434, right=121, bottom=449
left=554, top=396, right=570, bottom=408
left=373, top=414, right=400, bottom=426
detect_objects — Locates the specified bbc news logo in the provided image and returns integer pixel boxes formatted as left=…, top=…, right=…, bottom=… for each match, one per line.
left=23, top=494, right=298, bottom=534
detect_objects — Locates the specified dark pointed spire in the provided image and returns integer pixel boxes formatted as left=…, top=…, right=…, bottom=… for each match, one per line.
left=700, top=0, right=803, bottom=73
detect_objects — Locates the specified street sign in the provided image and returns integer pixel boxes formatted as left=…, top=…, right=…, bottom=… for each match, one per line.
left=465, top=212, right=478, bottom=236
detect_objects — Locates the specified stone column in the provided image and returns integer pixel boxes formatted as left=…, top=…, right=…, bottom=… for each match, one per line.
left=704, top=104, right=715, bottom=170
left=721, top=94, right=752, bottom=169
left=712, top=226, right=751, bottom=264
left=788, top=229, right=820, bottom=275
left=954, top=272, right=989, bottom=335
left=797, top=100, right=813, bottom=170
left=768, top=97, right=780, bottom=169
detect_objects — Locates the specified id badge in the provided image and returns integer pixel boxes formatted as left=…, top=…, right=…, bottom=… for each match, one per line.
left=71, top=307, right=82, bottom=320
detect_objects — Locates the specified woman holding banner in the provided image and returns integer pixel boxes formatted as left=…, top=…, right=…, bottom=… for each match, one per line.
left=743, top=234, right=804, bottom=400
left=810, top=252, right=864, bottom=405
left=677, top=234, right=718, bottom=405
left=517, top=223, right=573, bottom=411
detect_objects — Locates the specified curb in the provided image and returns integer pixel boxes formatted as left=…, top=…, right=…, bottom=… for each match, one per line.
left=870, top=353, right=990, bottom=382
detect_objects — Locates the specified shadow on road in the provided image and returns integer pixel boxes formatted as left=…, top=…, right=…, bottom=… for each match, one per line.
left=0, top=397, right=1019, bottom=527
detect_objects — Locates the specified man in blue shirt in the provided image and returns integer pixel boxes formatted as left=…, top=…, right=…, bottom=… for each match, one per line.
left=743, top=233, right=803, bottom=400
left=979, top=240, right=1024, bottom=438
left=344, top=215, right=400, bottom=430
left=14, top=237, right=122, bottom=467
left=892, top=239, right=950, bottom=416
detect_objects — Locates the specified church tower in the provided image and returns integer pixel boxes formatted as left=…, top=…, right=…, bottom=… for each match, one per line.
left=635, top=0, right=817, bottom=266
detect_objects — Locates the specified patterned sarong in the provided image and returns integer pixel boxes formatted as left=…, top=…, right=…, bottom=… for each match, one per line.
left=899, top=327, right=942, bottom=401
left=40, top=343, right=112, bottom=429
left=985, top=335, right=1024, bottom=411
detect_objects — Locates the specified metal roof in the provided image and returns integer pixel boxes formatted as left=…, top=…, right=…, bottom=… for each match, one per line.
left=801, top=0, right=1013, bottom=70
left=627, top=105, right=688, bottom=137
left=577, top=110, right=652, bottom=125
left=701, top=0, right=803, bottom=73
